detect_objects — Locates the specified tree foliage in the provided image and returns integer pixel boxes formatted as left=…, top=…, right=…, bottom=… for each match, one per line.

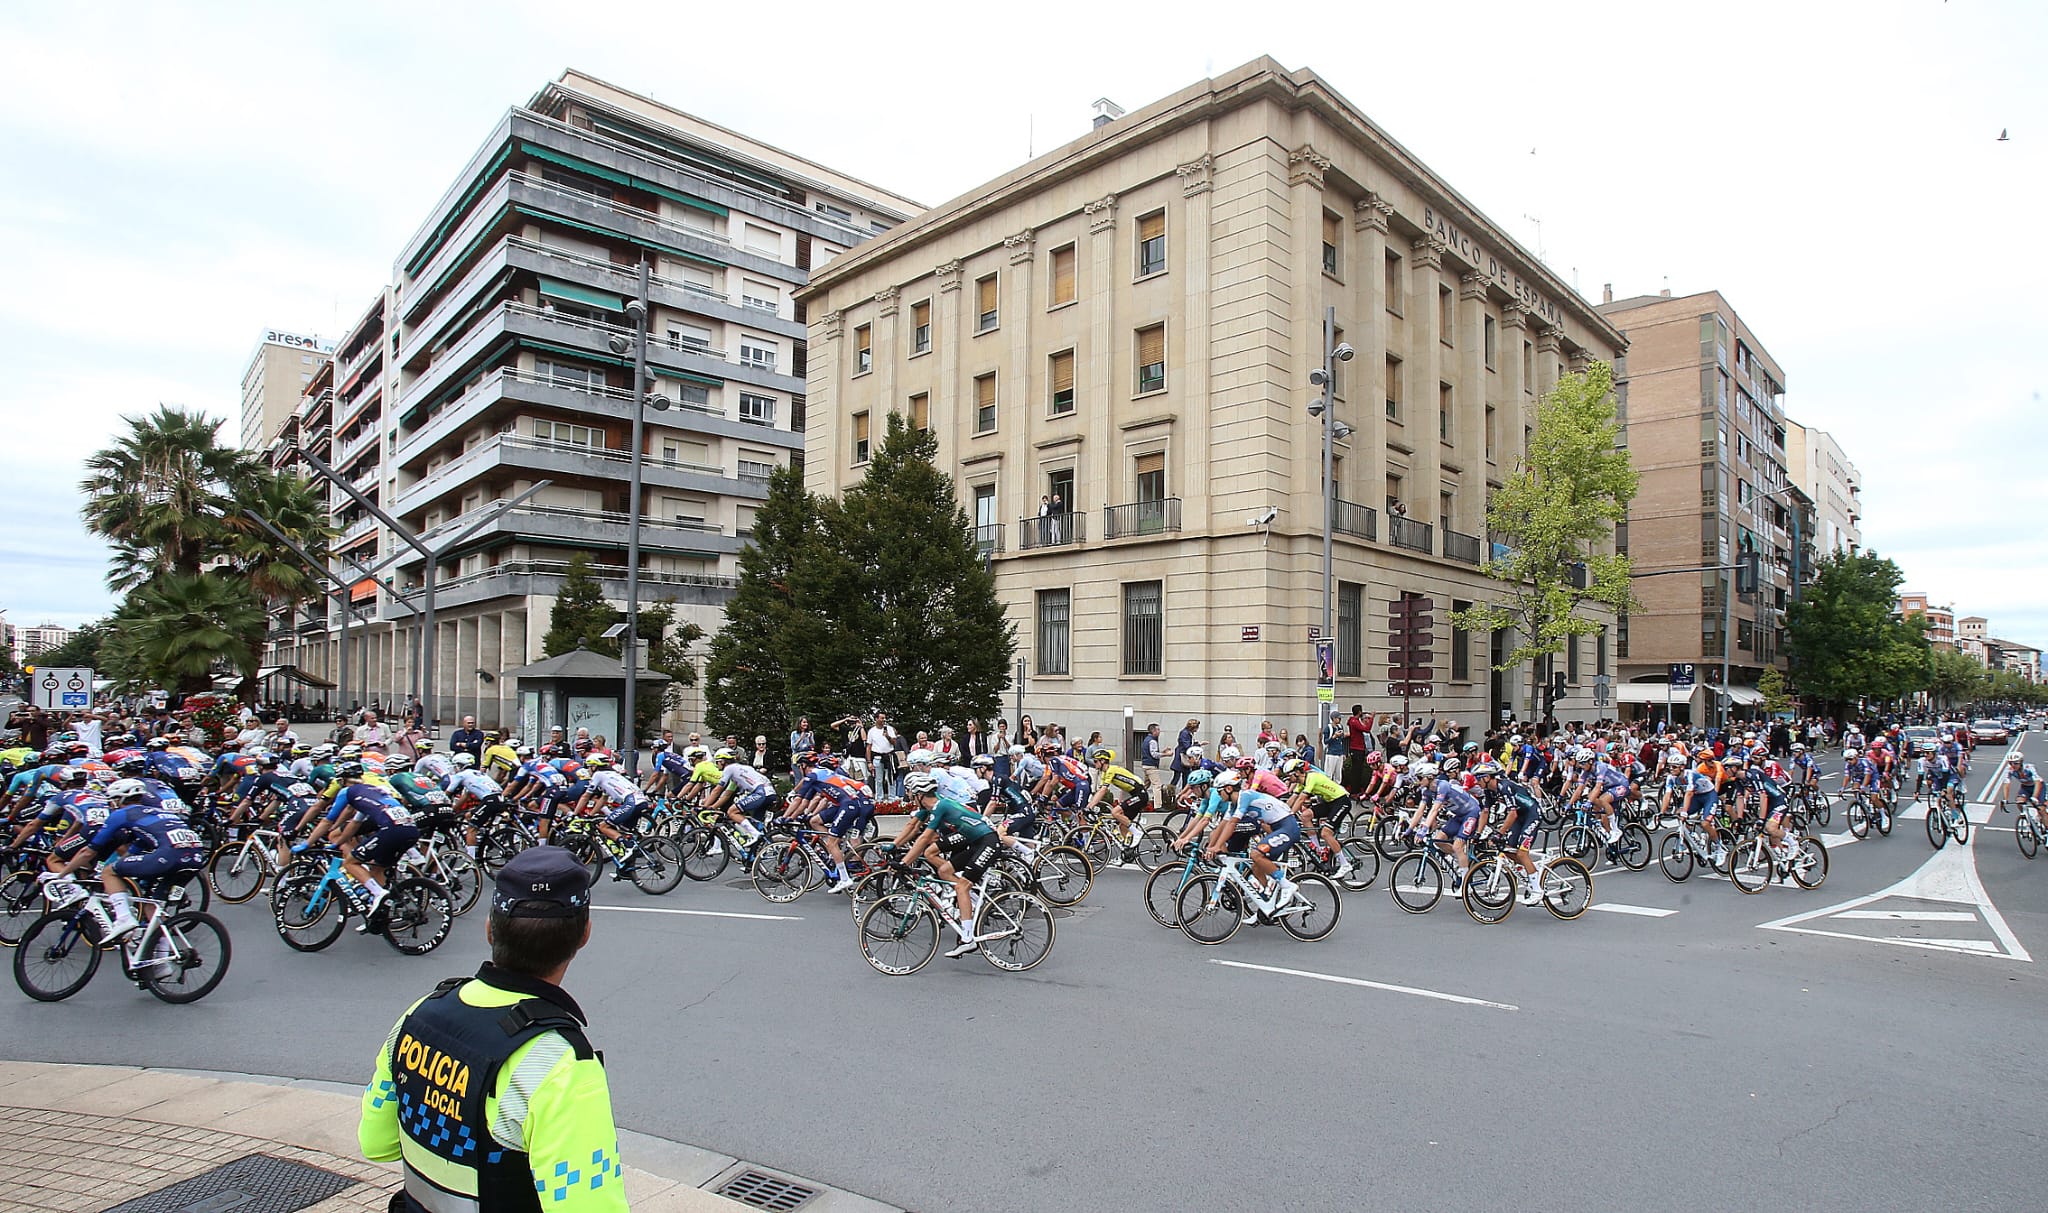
left=541, top=552, right=705, bottom=738
left=1783, top=550, right=1930, bottom=711
left=706, top=416, right=1016, bottom=762
left=1757, top=666, right=1793, bottom=715
left=1924, top=647, right=1988, bottom=710
left=100, top=573, right=267, bottom=696
left=1449, top=362, right=1638, bottom=716
left=34, top=621, right=110, bottom=672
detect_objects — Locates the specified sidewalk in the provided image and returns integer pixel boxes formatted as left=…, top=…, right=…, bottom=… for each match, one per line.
left=0, top=1061, right=810, bottom=1212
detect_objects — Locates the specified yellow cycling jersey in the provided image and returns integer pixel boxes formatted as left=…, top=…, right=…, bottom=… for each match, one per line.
left=481, top=744, right=520, bottom=777
left=320, top=772, right=394, bottom=800
left=1300, top=769, right=1349, bottom=802
left=1099, top=764, right=1142, bottom=793
left=688, top=760, right=722, bottom=785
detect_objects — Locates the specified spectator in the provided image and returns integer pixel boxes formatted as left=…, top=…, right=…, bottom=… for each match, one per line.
left=72, top=710, right=104, bottom=757
left=1217, top=726, right=1241, bottom=764
left=934, top=725, right=960, bottom=764
left=867, top=713, right=900, bottom=797
left=1294, top=732, right=1315, bottom=766
left=1342, top=705, right=1372, bottom=791
left=754, top=735, right=769, bottom=769
left=449, top=716, right=485, bottom=760
left=1172, top=717, right=1200, bottom=789
left=353, top=710, right=389, bottom=748
left=1082, top=730, right=1106, bottom=761
left=1257, top=719, right=1277, bottom=746
left=574, top=727, right=593, bottom=756
left=328, top=715, right=354, bottom=746
left=789, top=717, right=815, bottom=764
left=1018, top=714, right=1038, bottom=748
left=963, top=719, right=986, bottom=760
left=1322, top=713, right=1345, bottom=779
left=1139, top=722, right=1165, bottom=808
left=269, top=717, right=299, bottom=750
left=991, top=720, right=1012, bottom=781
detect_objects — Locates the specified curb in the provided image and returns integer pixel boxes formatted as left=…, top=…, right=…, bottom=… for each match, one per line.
left=0, top=1061, right=894, bottom=1212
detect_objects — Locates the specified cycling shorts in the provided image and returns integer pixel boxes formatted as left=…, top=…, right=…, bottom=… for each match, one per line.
left=1689, top=791, right=1717, bottom=817
left=1307, top=794, right=1350, bottom=827
left=604, top=797, right=651, bottom=830
left=1002, top=812, right=1040, bottom=839
left=1504, top=807, right=1541, bottom=848
left=1223, top=824, right=1258, bottom=855
left=354, top=824, right=420, bottom=868
left=825, top=799, right=875, bottom=839
left=735, top=785, right=776, bottom=817
left=1254, top=815, right=1301, bottom=857
left=1438, top=806, right=1483, bottom=841
left=947, top=834, right=1001, bottom=881
left=112, top=846, right=205, bottom=890
left=1056, top=783, right=1090, bottom=809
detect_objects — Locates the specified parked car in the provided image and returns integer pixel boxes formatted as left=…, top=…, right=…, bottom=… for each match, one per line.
left=1902, top=726, right=1941, bottom=756
left=1970, top=719, right=2010, bottom=744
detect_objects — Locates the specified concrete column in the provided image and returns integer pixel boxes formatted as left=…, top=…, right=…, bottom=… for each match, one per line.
left=1407, top=233, right=1447, bottom=540
left=1536, top=325, right=1564, bottom=398
left=456, top=616, right=479, bottom=723
left=1177, top=155, right=1217, bottom=530
left=932, top=261, right=964, bottom=473
left=1353, top=193, right=1393, bottom=519
left=1001, top=226, right=1036, bottom=514
left=873, top=286, right=899, bottom=428
left=1286, top=144, right=1330, bottom=511
left=1082, top=194, right=1119, bottom=515
left=1456, top=272, right=1490, bottom=536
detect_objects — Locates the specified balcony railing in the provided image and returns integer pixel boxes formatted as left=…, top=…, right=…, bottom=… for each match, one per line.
left=1017, top=512, right=1084, bottom=550
left=973, top=523, right=1005, bottom=554
left=508, top=169, right=731, bottom=246
left=1444, top=528, right=1483, bottom=565
left=430, top=557, right=737, bottom=596
left=506, top=237, right=730, bottom=304
left=1331, top=499, right=1377, bottom=541
left=1388, top=514, right=1434, bottom=554
left=1102, top=497, right=1181, bottom=540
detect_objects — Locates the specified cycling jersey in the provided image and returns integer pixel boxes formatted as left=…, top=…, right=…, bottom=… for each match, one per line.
left=1592, top=761, right=1631, bottom=794
left=447, top=771, right=503, bottom=802
left=39, top=790, right=111, bottom=834
left=1229, top=790, right=1294, bottom=826
left=1300, top=770, right=1349, bottom=803
left=1097, top=764, right=1142, bottom=794
left=88, top=803, right=202, bottom=857
left=1011, top=754, right=1046, bottom=783
left=716, top=763, right=771, bottom=795
left=412, top=753, right=454, bottom=782
left=933, top=768, right=982, bottom=804
left=915, top=797, right=996, bottom=847
left=587, top=770, right=642, bottom=806
left=688, top=760, right=722, bottom=787
left=328, top=783, right=415, bottom=830
left=480, top=744, right=521, bottom=778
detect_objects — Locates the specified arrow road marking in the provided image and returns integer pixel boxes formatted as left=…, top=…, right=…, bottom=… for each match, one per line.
left=1756, top=840, right=2031, bottom=962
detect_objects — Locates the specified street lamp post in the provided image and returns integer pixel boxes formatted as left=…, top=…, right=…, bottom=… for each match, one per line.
left=607, top=261, right=671, bottom=778
left=1307, top=306, right=1355, bottom=747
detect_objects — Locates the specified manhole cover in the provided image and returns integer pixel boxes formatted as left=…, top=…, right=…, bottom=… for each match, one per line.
left=102, top=1153, right=357, bottom=1213
left=714, top=1167, right=817, bottom=1211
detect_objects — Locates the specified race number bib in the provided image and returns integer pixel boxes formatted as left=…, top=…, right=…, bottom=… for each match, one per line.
left=288, top=782, right=316, bottom=798
left=384, top=806, right=416, bottom=826
left=165, top=828, right=204, bottom=850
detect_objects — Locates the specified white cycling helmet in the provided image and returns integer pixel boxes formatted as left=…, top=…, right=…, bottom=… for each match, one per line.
left=1390, top=755, right=1409, bottom=769
left=452, top=753, right=476, bottom=769
left=1008, top=744, right=1028, bottom=757
left=1214, top=770, right=1243, bottom=789
left=903, top=772, right=937, bottom=798
left=1843, top=748, right=1860, bottom=761
left=107, top=778, right=149, bottom=803
left=1574, top=747, right=1595, bottom=763
left=906, top=748, right=936, bottom=767
left=1414, top=763, right=1439, bottom=780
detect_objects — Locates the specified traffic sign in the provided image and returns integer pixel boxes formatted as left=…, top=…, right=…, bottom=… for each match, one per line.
left=1383, top=682, right=1433, bottom=698
left=1669, top=662, right=1697, bottom=689
left=32, top=667, right=94, bottom=712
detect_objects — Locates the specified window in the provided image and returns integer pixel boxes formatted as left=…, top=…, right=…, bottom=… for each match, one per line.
left=1135, top=324, right=1166, bottom=394
left=1049, top=350, right=1075, bottom=415
left=1385, top=353, right=1402, bottom=420
left=667, top=497, right=707, bottom=527
left=973, top=483, right=998, bottom=530
left=1046, top=468, right=1075, bottom=515
left=1440, top=383, right=1453, bottom=442
left=532, top=418, right=599, bottom=448
left=739, top=339, right=777, bottom=371
left=1135, top=452, right=1166, bottom=502
left=535, top=359, right=604, bottom=390
left=664, top=439, right=710, bottom=468
left=1123, top=581, right=1163, bottom=675
left=912, top=300, right=931, bottom=354
left=909, top=392, right=930, bottom=432
left=1485, top=405, right=1497, bottom=463
left=677, top=382, right=711, bottom=410
left=1337, top=582, right=1363, bottom=677
left=738, top=392, right=776, bottom=426
left=1566, top=633, right=1581, bottom=682
left=735, top=506, right=758, bottom=538
left=976, top=274, right=999, bottom=331
left=814, top=201, right=852, bottom=223
left=1321, top=212, right=1340, bottom=276
left=1136, top=211, right=1166, bottom=277
left=738, top=454, right=777, bottom=480
left=855, top=325, right=872, bottom=374
left=1384, top=250, right=1403, bottom=315
left=1050, top=245, right=1076, bottom=307
left=742, top=280, right=779, bottom=312
left=1386, top=472, right=1403, bottom=514
left=1484, top=316, right=1498, bottom=370
left=1037, top=590, right=1071, bottom=676
left=667, top=323, right=712, bottom=354
left=1522, top=340, right=1534, bottom=385
left=851, top=411, right=870, bottom=464
left=744, top=223, right=779, bottom=256
left=1597, top=628, right=1609, bottom=676
left=1439, top=286, right=1455, bottom=345
left=1440, top=490, right=1454, bottom=528
left=974, top=372, right=997, bottom=433
left=1452, top=599, right=1471, bottom=682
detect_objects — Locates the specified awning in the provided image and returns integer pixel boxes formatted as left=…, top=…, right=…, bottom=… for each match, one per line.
left=519, top=141, right=730, bottom=217
left=253, top=664, right=339, bottom=690
left=538, top=276, right=625, bottom=312
left=1710, top=685, right=1765, bottom=706
left=1614, top=683, right=1689, bottom=705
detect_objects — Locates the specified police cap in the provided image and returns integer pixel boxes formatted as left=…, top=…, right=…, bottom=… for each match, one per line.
left=491, top=845, right=591, bottom=918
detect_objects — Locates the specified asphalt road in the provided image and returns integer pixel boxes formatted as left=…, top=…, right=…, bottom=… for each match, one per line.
left=7, top=737, right=2048, bottom=1213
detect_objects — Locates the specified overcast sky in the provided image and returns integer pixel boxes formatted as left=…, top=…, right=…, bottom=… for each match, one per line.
left=2, top=0, right=2042, bottom=643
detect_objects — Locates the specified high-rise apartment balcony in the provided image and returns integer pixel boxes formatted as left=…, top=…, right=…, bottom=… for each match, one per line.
left=393, top=430, right=771, bottom=518
left=391, top=557, right=739, bottom=616
left=396, top=499, right=742, bottom=570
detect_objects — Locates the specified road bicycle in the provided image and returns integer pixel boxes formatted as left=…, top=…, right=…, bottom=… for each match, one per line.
left=206, top=826, right=286, bottom=904
left=0, top=840, right=57, bottom=946
left=14, top=876, right=231, bottom=1004
left=752, top=819, right=879, bottom=904
left=2006, top=799, right=2045, bottom=859
left=396, top=829, right=486, bottom=915
left=1174, top=852, right=1340, bottom=944
left=1658, top=814, right=1738, bottom=882
left=1787, top=782, right=1831, bottom=827
left=1143, top=844, right=1217, bottom=929
left=270, top=849, right=454, bottom=955
left=1555, top=798, right=1651, bottom=871
left=675, top=808, right=766, bottom=882
left=1844, top=788, right=1893, bottom=839
left=856, top=866, right=1055, bottom=975
left=1926, top=784, right=1971, bottom=850
left=1728, top=828, right=1828, bottom=893
left=1461, top=843, right=1593, bottom=923
left=549, top=815, right=686, bottom=895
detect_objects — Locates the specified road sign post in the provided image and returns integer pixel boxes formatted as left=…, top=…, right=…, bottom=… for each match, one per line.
left=32, top=668, right=94, bottom=712
left=1387, top=593, right=1434, bottom=727
left=1667, top=662, right=1696, bottom=729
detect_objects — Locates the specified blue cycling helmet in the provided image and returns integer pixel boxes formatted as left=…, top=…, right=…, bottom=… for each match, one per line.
left=1186, top=769, right=1214, bottom=787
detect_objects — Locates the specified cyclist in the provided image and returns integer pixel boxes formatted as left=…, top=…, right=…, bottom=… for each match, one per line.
left=898, top=771, right=1003, bottom=958
left=792, top=757, right=873, bottom=894
left=301, top=760, right=419, bottom=926
left=445, top=754, right=506, bottom=858
left=411, top=740, right=452, bottom=785
left=641, top=739, right=690, bottom=799
left=575, top=755, right=655, bottom=850
left=1282, top=757, right=1355, bottom=881
left=1585, top=746, right=1634, bottom=849
left=9, top=766, right=104, bottom=853
left=1083, top=749, right=1148, bottom=864
left=480, top=733, right=521, bottom=782
left=1787, top=743, right=1817, bottom=796
left=699, top=748, right=774, bottom=846
left=1843, top=746, right=1885, bottom=824
left=1203, top=771, right=1300, bottom=912
left=2005, top=755, right=2044, bottom=831
left=1421, top=758, right=1483, bottom=891
left=1678, top=754, right=1727, bottom=865
left=42, top=777, right=206, bottom=941
left=1474, top=762, right=1544, bottom=905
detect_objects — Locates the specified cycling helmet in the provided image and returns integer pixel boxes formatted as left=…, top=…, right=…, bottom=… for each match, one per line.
left=1184, top=744, right=1206, bottom=761
left=1790, top=742, right=1806, bottom=753
left=334, top=761, right=365, bottom=779
left=903, top=772, right=937, bottom=797
left=384, top=754, right=413, bottom=773
left=415, top=739, right=435, bottom=753
left=41, top=745, right=67, bottom=763
left=683, top=745, right=711, bottom=765
left=145, top=736, right=170, bottom=751
left=1573, top=747, right=1595, bottom=763
left=1186, top=769, right=1214, bottom=788
left=338, top=744, right=364, bottom=760
left=1842, top=748, right=1860, bottom=761
left=1414, top=763, right=1439, bottom=780
left=55, top=766, right=91, bottom=788
left=452, top=753, right=476, bottom=770
left=290, top=744, right=311, bottom=758
left=1441, top=757, right=1463, bottom=775
left=1509, top=734, right=1524, bottom=747
left=584, top=755, right=612, bottom=771
left=1426, top=734, right=1442, bottom=746
left=107, top=778, right=149, bottom=803
left=1093, top=748, right=1116, bottom=765
left=1724, top=754, right=1747, bottom=768
left=1279, top=757, right=1307, bottom=778
left=650, top=738, right=672, bottom=752
left=1214, top=770, right=1243, bottom=790
left=1234, top=756, right=1258, bottom=771
left=1263, top=740, right=1284, bottom=753
left=970, top=753, right=994, bottom=768
left=1461, top=742, right=1481, bottom=755
left=112, top=754, right=147, bottom=775
left=516, top=745, right=535, bottom=759
left=714, top=747, right=738, bottom=764
left=1390, top=756, right=1409, bottom=769
left=311, top=744, right=336, bottom=762
left=1473, top=763, right=1503, bottom=778
left=1007, top=744, right=1027, bottom=758
left=815, top=755, right=840, bottom=771
left=907, top=749, right=936, bottom=767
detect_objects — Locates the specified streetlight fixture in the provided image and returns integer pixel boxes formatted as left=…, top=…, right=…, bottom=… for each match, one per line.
left=607, top=261, right=671, bottom=777
left=1308, top=306, right=1353, bottom=744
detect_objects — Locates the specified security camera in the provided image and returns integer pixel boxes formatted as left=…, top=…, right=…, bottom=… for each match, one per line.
left=648, top=394, right=672, bottom=412
left=1309, top=368, right=1330, bottom=386
left=1333, top=342, right=1355, bottom=362
left=1249, top=507, right=1278, bottom=526
left=607, top=335, right=631, bottom=355
left=623, top=300, right=646, bottom=321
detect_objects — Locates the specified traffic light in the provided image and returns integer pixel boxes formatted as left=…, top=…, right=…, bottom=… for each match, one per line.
left=1735, top=549, right=1760, bottom=595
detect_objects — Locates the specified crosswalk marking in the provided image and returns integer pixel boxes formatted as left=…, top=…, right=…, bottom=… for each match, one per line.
left=1756, top=841, right=2031, bottom=962
left=1589, top=903, right=1677, bottom=918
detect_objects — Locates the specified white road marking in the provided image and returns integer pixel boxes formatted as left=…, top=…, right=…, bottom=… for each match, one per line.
left=1904, top=938, right=1998, bottom=952
left=1833, top=910, right=1976, bottom=922
left=590, top=904, right=803, bottom=922
left=1818, top=832, right=1859, bottom=849
left=1589, top=903, right=1678, bottom=917
left=1209, top=958, right=1519, bottom=1012
left=1756, top=840, right=2032, bottom=962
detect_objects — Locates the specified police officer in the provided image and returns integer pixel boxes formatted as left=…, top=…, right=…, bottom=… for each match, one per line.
left=359, top=846, right=627, bottom=1212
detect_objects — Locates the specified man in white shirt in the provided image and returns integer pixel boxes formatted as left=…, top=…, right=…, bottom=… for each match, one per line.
left=867, top=713, right=901, bottom=798
left=72, top=712, right=104, bottom=757
left=353, top=710, right=390, bottom=748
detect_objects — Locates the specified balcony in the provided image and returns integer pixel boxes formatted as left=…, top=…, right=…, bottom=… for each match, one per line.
left=1331, top=499, right=1377, bottom=541
left=1388, top=515, right=1434, bottom=554
left=1017, top=513, right=1084, bottom=550
left=338, top=513, right=378, bottom=546
left=1102, top=497, right=1181, bottom=540
left=397, top=498, right=741, bottom=568
left=1443, top=528, right=1483, bottom=565
left=337, top=424, right=380, bottom=470
left=973, top=523, right=1004, bottom=555
left=394, top=430, right=771, bottom=518
left=396, top=557, right=738, bottom=615
left=297, top=388, right=334, bottom=425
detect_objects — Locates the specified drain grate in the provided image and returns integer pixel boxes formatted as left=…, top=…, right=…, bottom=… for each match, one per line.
left=714, top=1168, right=819, bottom=1211
left=102, top=1152, right=357, bottom=1213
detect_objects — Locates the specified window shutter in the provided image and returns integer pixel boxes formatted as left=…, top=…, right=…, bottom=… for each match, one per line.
left=1135, top=452, right=1165, bottom=477
left=1323, top=213, right=1339, bottom=245
left=978, top=276, right=998, bottom=314
left=1138, top=212, right=1164, bottom=242
left=976, top=374, right=996, bottom=408
left=1051, top=351, right=1074, bottom=393
left=1051, top=247, right=1076, bottom=302
left=1137, top=325, right=1165, bottom=367
left=912, top=300, right=929, bottom=328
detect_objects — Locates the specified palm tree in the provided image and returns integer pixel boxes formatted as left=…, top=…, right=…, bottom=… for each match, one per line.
left=80, top=406, right=253, bottom=591
left=102, top=572, right=267, bottom=697
left=223, top=468, right=337, bottom=608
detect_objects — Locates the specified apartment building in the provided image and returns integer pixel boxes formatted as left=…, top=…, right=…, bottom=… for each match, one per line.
left=350, top=70, right=920, bottom=727
left=1598, top=288, right=1796, bottom=721
left=15, top=623, right=73, bottom=666
left=1784, top=419, right=1862, bottom=555
left=1899, top=592, right=1956, bottom=649
left=802, top=59, right=1624, bottom=747
left=240, top=329, right=334, bottom=455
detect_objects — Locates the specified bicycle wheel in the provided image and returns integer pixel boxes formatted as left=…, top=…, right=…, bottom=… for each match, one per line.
left=1874, top=802, right=1892, bottom=836
left=436, top=850, right=485, bottom=915
left=273, top=876, right=345, bottom=952
left=1336, top=839, right=1379, bottom=891
left=1388, top=852, right=1443, bottom=914
left=1541, top=857, right=1593, bottom=920
left=1952, top=810, right=1971, bottom=847
left=849, top=866, right=914, bottom=923
left=1809, top=793, right=1831, bottom=828
left=628, top=837, right=687, bottom=895
left=679, top=827, right=734, bottom=882
left=751, top=842, right=812, bottom=904
left=2018, top=813, right=2040, bottom=859
left=1143, top=863, right=1192, bottom=928
left=1728, top=841, right=1770, bottom=894
left=1176, top=874, right=1245, bottom=945
left=1926, top=804, right=1948, bottom=850
left=1658, top=833, right=1696, bottom=883
left=1135, top=827, right=1176, bottom=873
left=1062, top=824, right=1116, bottom=872
left=1031, top=845, right=1093, bottom=907
left=381, top=879, right=454, bottom=955
left=1560, top=824, right=1600, bottom=865
left=143, top=912, right=232, bottom=1004
left=1791, top=836, right=1829, bottom=889
left=1373, top=815, right=1411, bottom=860
left=1847, top=799, right=1870, bottom=839
left=975, top=891, right=1055, bottom=971
left=1277, top=874, right=1341, bottom=941
left=1463, top=861, right=1517, bottom=925
left=0, top=870, right=44, bottom=946
left=206, top=843, right=270, bottom=905
left=479, top=823, right=531, bottom=874
left=858, top=896, right=938, bottom=976
left=13, top=912, right=99, bottom=1001
left=1159, top=808, right=1190, bottom=838
left=1615, top=823, right=1653, bottom=872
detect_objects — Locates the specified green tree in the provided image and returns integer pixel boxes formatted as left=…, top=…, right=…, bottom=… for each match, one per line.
left=541, top=553, right=703, bottom=738
left=34, top=621, right=109, bottom=672
left=1757, top=666, right=1794, bottom=715
left=1449, top=362, right=1637, bottom=719
left=80, top=406, right=252, bottom=592
left=100, top=573, right=267, bottom=697
left=705, top=466, right=820, bottom=760
left=1925, top=647, right=1989, bottom=711
left=542, top=554, right=617, bottom=656
left=1783, top=550, right=1930, bottom=715
left=223, top=468, right=336, bottom=609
